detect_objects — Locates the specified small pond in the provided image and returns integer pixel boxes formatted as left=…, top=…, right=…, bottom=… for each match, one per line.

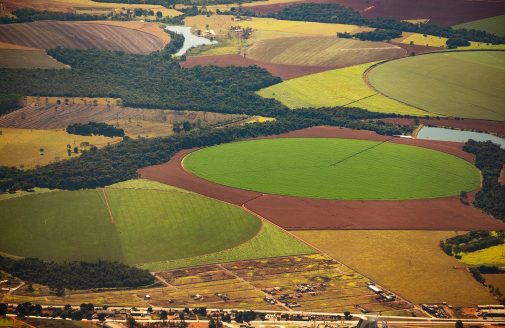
left=417, top=126, right=505, bottom=149
left=165, top=25, right=217, bottom=56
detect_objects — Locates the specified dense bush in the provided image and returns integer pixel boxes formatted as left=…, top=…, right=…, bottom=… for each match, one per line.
left=0, top=48, right=285, bottom=116
left=67, top=122, right=125, bottom=137
left=446, top=38, right=471, bottom=49
left=441, top=231, right=505, bottom=255
left=463, top=140, right=505, bottom=220
left=164, top=31, right=185, bottom=55
left=0, top=9, right=107, bottom=24
left=0, top=94, right=22, bottom=116
left=261, top=3, right=505, bottom=45
left=0, top=256, right=154, bottom=290
left=338, top=29, right=402, bottom=42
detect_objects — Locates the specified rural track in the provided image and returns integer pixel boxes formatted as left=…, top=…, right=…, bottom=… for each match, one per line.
left=98, top=188, right=116, bottom=224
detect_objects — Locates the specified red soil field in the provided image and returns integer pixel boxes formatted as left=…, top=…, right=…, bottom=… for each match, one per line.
left=390, top=42, right=442, bottom=55
left=0, top=21, right=165, bottom=54
left=182, top=54, right=336, bottom=80
left=382, top=118, right=505, bottom=138
left=139, top=126, right=505, bottom=230
left=248, top=0, right=505, bottom=26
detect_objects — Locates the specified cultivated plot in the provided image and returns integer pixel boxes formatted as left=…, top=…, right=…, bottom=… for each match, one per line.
left=293, top=230, right=497, bottom=306
left=184, top=138, right=481, bottom=200
left=0, top=21, right=166, bottom=54
left=244, top=37, right=405, bottom=67
left=0, top=181, right=312, bottom=269
left=368, top=51, right=505, bottom=121
left=257, top=62, right=427, bottom=115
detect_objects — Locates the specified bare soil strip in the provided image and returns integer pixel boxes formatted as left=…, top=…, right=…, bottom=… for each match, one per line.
left=139, top=126, right=505, bottom=230
left=98, top=188, right=116, bottom=224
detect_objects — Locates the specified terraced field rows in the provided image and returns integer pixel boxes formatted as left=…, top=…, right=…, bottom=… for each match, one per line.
left=0, top=21, right=165, bottom=54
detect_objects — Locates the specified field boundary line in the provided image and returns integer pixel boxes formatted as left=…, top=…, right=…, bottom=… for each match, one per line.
left=99, top=188, right=116, bottom=224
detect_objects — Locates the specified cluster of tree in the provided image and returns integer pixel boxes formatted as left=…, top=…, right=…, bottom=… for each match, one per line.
left=0, top=93, right=22, bottom=116
left=234, top=311, right=257, bottom=323
left=463, top=140, right=505, bottom=220
left=446, top=38, right=471, bottom=49
left=0, top=256, right=154, bottom=291
left=337, top=29, right=402, bottom=42
left=66, top=122, right=125, bottom=137
left=0, top=9, right=108, bottom=24
left=243, top=3, right=505, bottom=45
left=440, top=231, right=505, bottom=256
left=172, top=120, right=200, bottom=133
left=0, top=47, right=285, bottom=117
left=0, top=107, right=411, bottom=192
left=164, top=31, right=186, bottom=55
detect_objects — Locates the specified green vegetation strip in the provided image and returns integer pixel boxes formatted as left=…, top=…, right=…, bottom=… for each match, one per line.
left=184, top=138, right=481, bottom=200
left=454, top=15, right=505, bottom=38
left=0, top=180, right=313, bottom=269
left=368, top=51, right=505, bottom=121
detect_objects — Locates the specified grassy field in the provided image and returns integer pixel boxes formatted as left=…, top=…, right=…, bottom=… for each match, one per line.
left=244, top=36, right=404, bottom=66
left=0, top=180, right=312, bottom=269
left=186, top=15, right=367, bottom=38
left=184, top=138, right=481, bottom=200
left=257, top=62, right=427, bottom=115
left=142, top=217, right=315, bottom=271
left=483, top=274, right=505, bottom=293
left=398, top=33, right=447, bottom=48
left=368, top=51, right=505, bottom=121
left=0, top=187, right=261, bottom=265
left=293, top=230, right=497, bottom=306
left=454, top=15, right=505, bottom=37
left=0, top=128, right=121, bottom=169
left=0, top=49, right=68, bottom=69
left=460, top=244, right=505, bottom=267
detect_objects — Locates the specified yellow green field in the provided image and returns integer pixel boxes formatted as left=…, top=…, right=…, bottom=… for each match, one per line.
left=293, top=230, right=496, bottom=306
left=398, top=33, right=447, bottom=48
left=460, top=244, right=505, bottom=267
left=257, top=62, right=428, bottom=115
left=0, top=128, right=121, bottom=169
left=186, top=15, right=367, bottom=38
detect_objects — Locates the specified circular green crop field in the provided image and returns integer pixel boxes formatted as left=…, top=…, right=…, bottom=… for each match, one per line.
left=184, top=138, right=481, bottom=200
left=0, top=186, right=261, bottom=265
left=368, top=51, right=505, bottom=121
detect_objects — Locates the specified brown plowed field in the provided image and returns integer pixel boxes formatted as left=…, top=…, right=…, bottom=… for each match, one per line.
left=382, top=118, right=505, bottom=138
left=182, top=54, right=335, bottom=80
left=247, top=0, right=505, bottom=26
left=0, top=21, right=165, bottom=54
left=139, top=126, right=505, bottom=230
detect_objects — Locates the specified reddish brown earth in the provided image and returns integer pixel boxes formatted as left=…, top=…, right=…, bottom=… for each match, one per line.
left=139, top=126, right=505, bottom=230
left=500, top=166, right=505, bottom=186
left=390, top=42, right=442, bottom=55
left=248, top=0, right=505, bottom=26
left=383, top=118, right=505, bottom=138
left=182, top=54, right=336, bottom=80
